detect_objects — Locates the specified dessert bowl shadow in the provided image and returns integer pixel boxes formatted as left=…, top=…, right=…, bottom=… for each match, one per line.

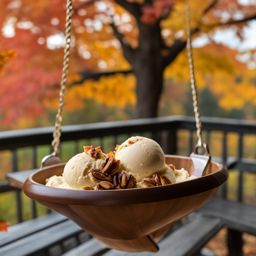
left=23, top=155, right=227, bottom=252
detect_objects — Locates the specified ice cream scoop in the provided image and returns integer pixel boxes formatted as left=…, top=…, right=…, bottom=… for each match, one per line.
left=115, top=136, right=171, bottom=181
left=174, top=168, right=191, bottom=183
left=46, top=175, right=73, bottom=189
left=63, top=151, right=106, bottom=189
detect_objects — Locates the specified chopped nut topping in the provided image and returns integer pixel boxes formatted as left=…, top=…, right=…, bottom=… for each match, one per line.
left=142, top=173, right=171, bottom=188
left=106, top=151, right=115, bottom=158
left=153, top=173, right=162, bottom=186
left=126, top=175, right=137, bottom=189
left=98, top=181, right=113, bottom=190
left=112, top=172, right=137, bottom=189
left=84, top=145, right=103, bottom=159
left=120, top=173, right=127, bottom=188
left=142, top=178, right=156, bottom=187
left=90, top=169, right=112, bottom=182
left=102, top=157, right=120, bottom=175
left=160, top=175, right=171, bottom=185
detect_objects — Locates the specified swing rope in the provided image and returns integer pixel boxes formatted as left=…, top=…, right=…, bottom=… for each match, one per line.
left=185, top=0, right=209, bottom=155
left=51, top=0, right=73, bottom=156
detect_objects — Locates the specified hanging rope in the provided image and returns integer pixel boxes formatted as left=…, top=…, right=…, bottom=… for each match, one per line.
left=184, top=0, right=206, bottom=153
left=51, top=0, right=73, bottom=156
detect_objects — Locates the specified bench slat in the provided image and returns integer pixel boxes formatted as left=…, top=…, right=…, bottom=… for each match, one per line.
left=0, top=213, right=66, bottom=247
left=0, top=220, right=83, bottom=256
left=63, top=238, right=109, bottom=256
left=6, top=170, right=34, bottom=190
left=199, top=198, right=256, bottom=235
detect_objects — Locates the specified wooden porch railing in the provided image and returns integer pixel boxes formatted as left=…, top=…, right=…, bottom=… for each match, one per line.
left=0, top=116, right=256, bottom=223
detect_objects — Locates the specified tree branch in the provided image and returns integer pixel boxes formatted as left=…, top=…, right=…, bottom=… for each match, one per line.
left=114, top=0, right=141, bottom=21
left=110, top=21, right=137, bottom=64
left=163, top=39, right=187, bottom=68
left=202, top=0, right=218, bottom=15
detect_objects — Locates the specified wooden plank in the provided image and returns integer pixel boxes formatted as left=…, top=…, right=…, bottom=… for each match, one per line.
left=0, top=213, right=67, bottom=247
left=63, top=238, right=109, bottom=256
left=199, top=198, right=256, bottom=235
left=6, top=170, right=34, bottom=189
left=103, top=215, right=223, bottom=256
left=0, top=181, right=14, bottom=193
left=0, top=220, right=83, bottom=256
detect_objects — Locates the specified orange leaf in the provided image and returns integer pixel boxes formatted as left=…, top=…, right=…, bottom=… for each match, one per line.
left=0, top=220, right=8, bottom=232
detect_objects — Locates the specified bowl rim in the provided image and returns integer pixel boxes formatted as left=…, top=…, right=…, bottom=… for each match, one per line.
left=23, top=155, right=227, bottom=206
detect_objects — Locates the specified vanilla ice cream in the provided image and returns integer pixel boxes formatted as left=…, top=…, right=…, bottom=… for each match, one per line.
left=46, top=175, right=73, bottom=189
left=115, top=136, right=171, bottom=181
left=161, top=168, right=176, bottom=184
left=174, top=168, right=196, bottom=183
left=62, top=151, right=106, bottom=189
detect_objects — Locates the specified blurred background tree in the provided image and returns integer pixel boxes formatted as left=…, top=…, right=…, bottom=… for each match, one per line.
left=0, top=0, right=256, bottom=129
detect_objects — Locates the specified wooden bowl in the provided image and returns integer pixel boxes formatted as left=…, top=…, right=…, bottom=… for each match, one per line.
left=23, top=155, right=227, bottom=252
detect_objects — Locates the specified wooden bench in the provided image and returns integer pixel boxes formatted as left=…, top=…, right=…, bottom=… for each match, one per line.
left=199, top=197, right=256, bottom=256
left=0, top=213, right=89, bottom=256
left=0, top=210, right=223, bottom=256
left=63, top=214, right=223, bottom=256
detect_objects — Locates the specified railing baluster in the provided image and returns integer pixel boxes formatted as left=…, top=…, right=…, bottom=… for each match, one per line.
left=31, top=146, right=38, bottom=219
left=165, top=128, right=177, bottom=155
left=237, top=133, right=244, bottom=202
left=99, top=137, right=104, bottom=151
left=75, top=140, right=80, bottom=154
left=188, top=130, right=194, bottom=153
left=221, top=131, right=228, bottom=199
left=113, top=135, right=118, bottom=149
left=12, top=149, right=23, bottom=223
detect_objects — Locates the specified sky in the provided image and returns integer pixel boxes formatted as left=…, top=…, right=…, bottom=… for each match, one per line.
left=193, top=20, right=256, bottom=51
left=193, top=20, right=256, bottom=68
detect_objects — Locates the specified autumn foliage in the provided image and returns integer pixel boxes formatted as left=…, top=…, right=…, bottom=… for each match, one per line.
left=0, top=220, right=8, bottom=232
left=0, top=0, right=256, bottom=128
left=0, top=50, right=15, bottom=73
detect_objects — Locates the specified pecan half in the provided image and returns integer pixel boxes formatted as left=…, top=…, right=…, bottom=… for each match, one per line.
left=112, top=172, right=136, bottom=189
left=98, top=181, right=113, bottom=190
left=91, top=169, right=112, bottom=182
left=153, top=173, right=162, bottom=186
left=126, top=175, right=137, bottom=189
left=120, top=173, right=127, bottom=188
left=142, top=177, right=156, bottom=187
left=102, top=157, right=120, bottom=175
left=160, top=175, right=171, bottom=185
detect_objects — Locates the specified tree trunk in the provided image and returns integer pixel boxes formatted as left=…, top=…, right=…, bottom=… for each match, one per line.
left=132, top=22, right=164, bottom=118
left=134, top=60, right=163, bottom=118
